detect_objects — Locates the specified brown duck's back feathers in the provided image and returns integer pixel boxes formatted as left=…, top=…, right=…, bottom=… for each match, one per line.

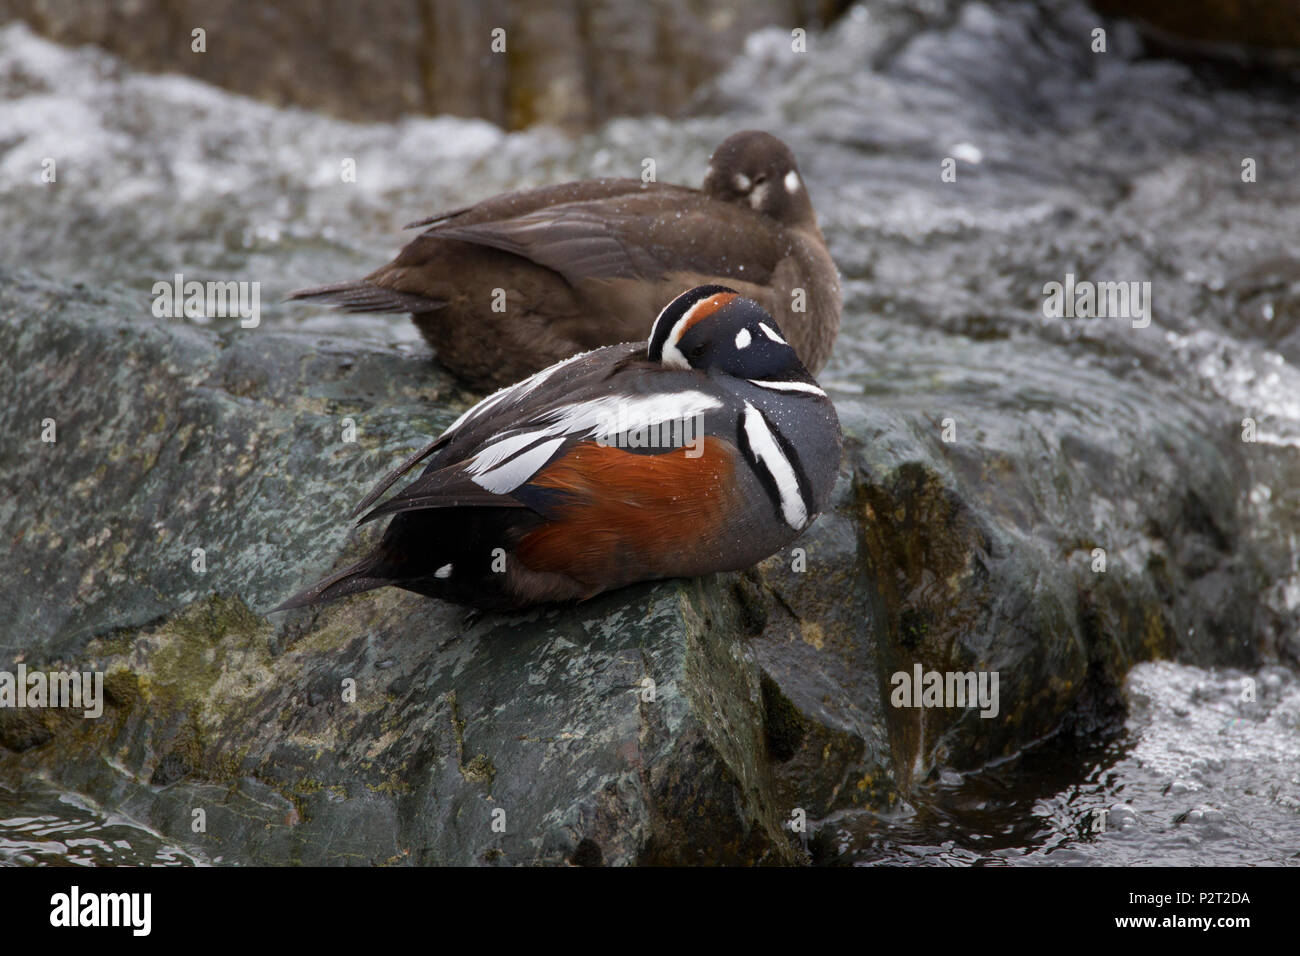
left=406, top=178, right=664, bottom=231
left=417, top=189, right=788, bottom=286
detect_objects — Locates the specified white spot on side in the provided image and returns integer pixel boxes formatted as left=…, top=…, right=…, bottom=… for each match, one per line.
left=735, top=327, right=752, bottom=349
left=951, top=142, right=983, bottom=164
left=470, top=436, right=567, bottom=494
left=435, top=563, right=453, bottom=579
left=742, top=403, right=806, bottom=530
left=758, top=322, right=787, bottom=344
left=784, top=170, right=801, bottom=193
left=748, top=379, right=826, bottom=397
left=733, top=172, right=752, bottom=192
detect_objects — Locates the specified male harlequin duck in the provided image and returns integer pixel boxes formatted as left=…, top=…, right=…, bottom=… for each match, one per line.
left=275, top=285, right=842, bottom=612
left=288, top=131, right=841, bottom=389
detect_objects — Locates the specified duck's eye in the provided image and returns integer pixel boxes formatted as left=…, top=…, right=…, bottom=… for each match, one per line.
left=689, top=343, right=708, bottom=360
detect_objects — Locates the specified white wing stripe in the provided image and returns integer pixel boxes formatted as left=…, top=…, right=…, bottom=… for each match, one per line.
left=467, top=431, right=552, bottom=476
left=464, top=391, right=725, bottom=494
left=440, top=348, right=597, bottom=440
left=555, top=392, right=723, bottom=440
left=470, top=437, right=568, bottom=494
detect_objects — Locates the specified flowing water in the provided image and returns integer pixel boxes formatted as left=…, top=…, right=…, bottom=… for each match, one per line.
left=820, top=663, right=1300, bottom=865
left=0, top=786, right=206, bottom=866
left=1, top=0, right=1298, bottom=864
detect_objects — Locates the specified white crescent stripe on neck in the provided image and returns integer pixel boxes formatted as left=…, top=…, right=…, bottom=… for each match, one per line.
left=741, top=402, right=807, bottom=530
left=747, top=379, right=827, bottom=397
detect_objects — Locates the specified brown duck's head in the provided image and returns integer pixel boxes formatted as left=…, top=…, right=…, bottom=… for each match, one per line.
left=702, top=130, right=816, bottom=228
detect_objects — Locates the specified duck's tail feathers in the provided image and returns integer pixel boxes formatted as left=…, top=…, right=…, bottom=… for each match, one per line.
left=286, top=280, right=445, bottom=315
left=270, top=555, right=391, bottom=612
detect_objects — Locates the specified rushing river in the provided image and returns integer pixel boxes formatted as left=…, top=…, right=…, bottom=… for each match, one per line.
left=1, top=0, right=1298, bottom=865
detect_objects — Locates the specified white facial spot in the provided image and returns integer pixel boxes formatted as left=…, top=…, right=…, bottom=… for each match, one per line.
left=735, top=327, right=752, bottom=349
left=435, top=563, right=453, bottom=579
left=749, top=182, right=770, bottom=210
left=733, top=173, right=752, bottom=192
left=759, top=322, right=787, bottom=344
left=784, top=170, right=801, bottom=193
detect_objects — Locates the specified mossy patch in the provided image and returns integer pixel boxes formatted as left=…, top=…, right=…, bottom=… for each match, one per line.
left=169, top=594, right=264, bottom=646
left=461, top=753, right=495, bottom=786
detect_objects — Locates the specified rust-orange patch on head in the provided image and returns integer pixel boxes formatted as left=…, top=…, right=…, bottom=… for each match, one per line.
left=516, top=438, right=738, bottom=588
left=676, top=292, right=738, bottom=340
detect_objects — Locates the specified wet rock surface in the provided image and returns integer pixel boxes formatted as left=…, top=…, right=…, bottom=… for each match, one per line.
left=0, top=249, right=1291, bottom=863
left=2, top=273, right=807, bottom=865
left=2, top=0, right=1299, bottom=865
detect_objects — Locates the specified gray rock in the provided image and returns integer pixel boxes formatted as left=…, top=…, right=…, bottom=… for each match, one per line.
left=0, top=264, right=1287, bottom=863
left=0, top=272, right=800, bottom=864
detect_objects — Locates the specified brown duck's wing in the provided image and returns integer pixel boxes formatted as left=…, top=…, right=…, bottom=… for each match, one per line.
left=406, top=178, right=658, bottom=231
left=402, top=205, right=475, bottom=230
left=424, top=189, right=788, bottom=287
left=432, top=206, right=665, bottom=281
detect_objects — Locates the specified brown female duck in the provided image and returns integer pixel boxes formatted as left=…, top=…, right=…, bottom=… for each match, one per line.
left=289, top=130, right=841, bottom=389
